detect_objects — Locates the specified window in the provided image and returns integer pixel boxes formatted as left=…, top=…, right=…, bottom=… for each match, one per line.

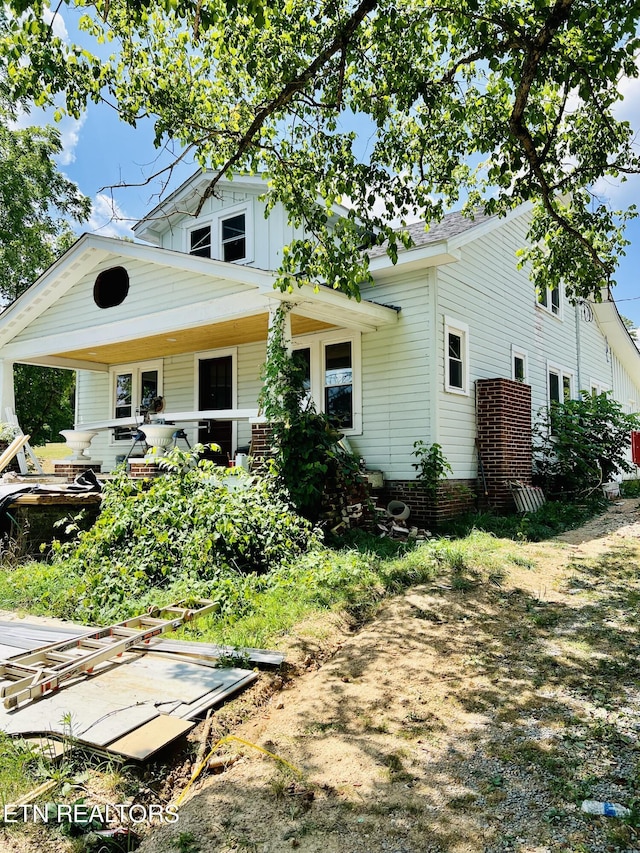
left=590, top=379, right=610, bottom=397
left=444, top=317, right=469, bottom=395
left=188, top=206, right=251, bottom=263
left=190, top=226, right=211, bottom=258
left=537, top=285, right=561, bottom=317
left=221, top=213, right=246, bottom=262
left=511, top=346, right=528, bottom=383
left=324, top=342, right=353, bottom=429
left=111, top=361, right=162, bottom=441
left=548, top=364, right=573, bottom=404
left=291, top=332, right=362, bottom=433
left=94, top=266, right=129, bottom=309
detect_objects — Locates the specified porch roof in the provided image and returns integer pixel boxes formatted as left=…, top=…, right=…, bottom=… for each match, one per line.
left=0, top=234, right=399, bottom=370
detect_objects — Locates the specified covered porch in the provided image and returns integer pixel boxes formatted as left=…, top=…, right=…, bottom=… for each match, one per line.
left=0, top=234, right=398, bottom=476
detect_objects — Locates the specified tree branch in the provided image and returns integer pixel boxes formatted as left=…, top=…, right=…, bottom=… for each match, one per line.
left=508, top=0, right=612, bottom=273
left=195, top=0, right=380, bottom=215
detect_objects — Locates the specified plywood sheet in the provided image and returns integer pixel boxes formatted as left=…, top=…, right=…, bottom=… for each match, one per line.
left=0, top=655, right=252, bottom=744
left=104, top=715, right=194, bottom=760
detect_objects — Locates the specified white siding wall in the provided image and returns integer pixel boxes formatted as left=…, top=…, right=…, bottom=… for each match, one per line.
left=357, top=271, right=431, bottom=479
left=162, top=190, right=305, bottom=272
left=11, top=258, right=246, bottom=345
left=434, top=215, right=640, bottom=478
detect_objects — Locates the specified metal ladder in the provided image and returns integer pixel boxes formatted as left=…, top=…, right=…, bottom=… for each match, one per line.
left=0, top=599, right=218, bottom=709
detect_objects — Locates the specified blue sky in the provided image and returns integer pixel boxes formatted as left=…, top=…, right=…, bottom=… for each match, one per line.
left=29, top=8, right=640, bottom=327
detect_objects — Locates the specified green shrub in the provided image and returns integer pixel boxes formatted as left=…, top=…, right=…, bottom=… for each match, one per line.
left=50, top=447, right=317, bottom=622
left=533, top=392, right=639, bottom=497
left=258, top=304, right=361, bottom=521
left=620, top=478, right=640, bottom=498
left=411, top=441, right=452, bottom=496
left=440, top=495, right=607, bottom=541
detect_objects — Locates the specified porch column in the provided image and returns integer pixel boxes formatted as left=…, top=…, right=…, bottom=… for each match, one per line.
left=0, top=359, right=16, bottom=423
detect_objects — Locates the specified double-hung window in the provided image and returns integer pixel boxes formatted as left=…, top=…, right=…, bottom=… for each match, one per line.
left=444, top=317, right=469, bottom=395
left=190, top=226, right=212, bottom=258
left=511, top=345, right=528, bottom=383
left=292, top=333, right=361, bottom=433
left=547, top=363, right=573, bottom=404
left=111, top=361, right=163, bottom=441
left=221, top=214, right=246, bottom=262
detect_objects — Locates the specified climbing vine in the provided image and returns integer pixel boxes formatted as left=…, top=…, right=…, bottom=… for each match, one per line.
left=259, top=305, right=360, bottom=522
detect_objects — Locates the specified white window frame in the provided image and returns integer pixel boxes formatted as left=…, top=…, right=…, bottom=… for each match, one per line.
left=185, top=201, right=254, bottom=264
left=511, top=345, right=529, bottom=383
left=109, top=359, right=163, bottom=444
left=193, top=346, right=239, bottom=453
left=547, top=361, right=574, bottom=404
left=444, top=316, right=469, bottom=396
left=536, top=284, right=563, bottom=319
left=188, top=224, right=212, bottom=258
left=291, top=329, right=362, bottom=435
left=589, top=379, right=610, bottom=396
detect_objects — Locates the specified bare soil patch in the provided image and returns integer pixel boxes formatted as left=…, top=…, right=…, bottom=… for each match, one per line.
left=138, top=499, right=640, bottom=853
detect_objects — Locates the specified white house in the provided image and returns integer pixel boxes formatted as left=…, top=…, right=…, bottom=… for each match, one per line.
left=0, top=171, right=638, bottom=519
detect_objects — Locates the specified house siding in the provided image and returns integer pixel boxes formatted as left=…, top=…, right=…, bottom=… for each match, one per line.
left=14, top=186, right=640, bottom=491
left=434, top=214, right=640, bottom=481
left=358, top=270, right=431, bottom=479
left=10, top=258, right=247, bottom=346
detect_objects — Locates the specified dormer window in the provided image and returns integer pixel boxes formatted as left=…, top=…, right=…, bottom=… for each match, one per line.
left=190, top=226, right=211, bottom=258
left=221, top=213, right=246, bottom=262
left=188, top=210, right=249, bottom=263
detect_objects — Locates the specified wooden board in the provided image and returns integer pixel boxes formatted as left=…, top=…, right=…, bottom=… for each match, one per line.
left=104, top=715, right=194, bottom=760
left=9, top=493, right=102, bottom=506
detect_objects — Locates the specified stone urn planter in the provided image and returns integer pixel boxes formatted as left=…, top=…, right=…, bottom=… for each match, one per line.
left=139, top=424, right=176, bottom=457
left=59, top=429, right=99, bottom=461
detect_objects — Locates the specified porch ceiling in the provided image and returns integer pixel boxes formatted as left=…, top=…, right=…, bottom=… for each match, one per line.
left=53, top=313, right=335, bottom=365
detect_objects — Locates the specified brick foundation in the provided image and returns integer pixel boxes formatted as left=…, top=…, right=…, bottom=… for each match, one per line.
left=52, top=461, right=102, bottom=483
left=128, top=460, right=164, bottom=479
left=476, top=378, right=532, bottom=512
left=378, top=478, right=477, bottom=528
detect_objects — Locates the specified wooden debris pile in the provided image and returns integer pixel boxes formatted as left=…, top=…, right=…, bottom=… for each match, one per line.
left=374, top=504, right=432, bottom=542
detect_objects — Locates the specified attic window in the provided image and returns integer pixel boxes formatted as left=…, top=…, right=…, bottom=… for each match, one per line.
left=221, top=214, right=246, bottom=262
left=93, top=266, right=130, bottom=309
left=190, top=226, right=211, bottom=258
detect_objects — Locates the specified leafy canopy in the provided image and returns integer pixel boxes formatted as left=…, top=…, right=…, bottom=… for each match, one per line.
left=0, top=113, right=90, bottom=302
left=0, top=98, right=90, bottom=442
left=2, top=0, right=640, bottom=299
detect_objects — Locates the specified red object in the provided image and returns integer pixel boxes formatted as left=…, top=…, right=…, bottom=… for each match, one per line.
left=632, top=431, right=640, bottom=465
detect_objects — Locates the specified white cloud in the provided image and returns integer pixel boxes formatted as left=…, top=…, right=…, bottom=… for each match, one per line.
left=87, top=194, right=135, bottom=238
left=42, top=5, right=69, bottom=41
left=57, top=114, right=86, bottom=165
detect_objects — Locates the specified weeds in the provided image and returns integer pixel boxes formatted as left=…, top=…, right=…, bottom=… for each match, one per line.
left=440, top=495, right=607, bottom=541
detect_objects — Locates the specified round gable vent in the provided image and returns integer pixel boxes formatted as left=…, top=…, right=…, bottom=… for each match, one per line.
left=93, top=266, right=130, bottom=309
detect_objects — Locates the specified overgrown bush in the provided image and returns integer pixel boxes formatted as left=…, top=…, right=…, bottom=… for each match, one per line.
left=533, top=392, right=639, bottom=497
left=49, top=447, right=317, bottom=622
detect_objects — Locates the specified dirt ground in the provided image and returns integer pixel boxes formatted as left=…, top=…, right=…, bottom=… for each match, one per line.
left=127, top=498, right=640, bottom=853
